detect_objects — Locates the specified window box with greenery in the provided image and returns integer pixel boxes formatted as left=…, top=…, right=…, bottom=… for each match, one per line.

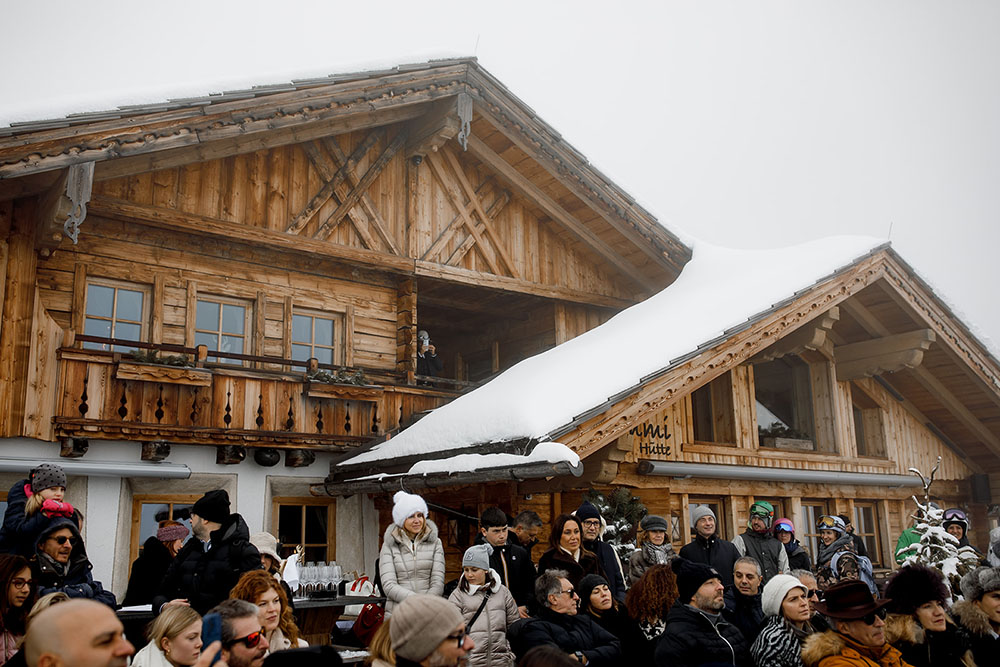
left=303, top=365, right=383, bottom=400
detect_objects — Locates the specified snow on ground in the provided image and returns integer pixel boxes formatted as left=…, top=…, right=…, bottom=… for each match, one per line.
left=341, top=236, right=884, bottom=466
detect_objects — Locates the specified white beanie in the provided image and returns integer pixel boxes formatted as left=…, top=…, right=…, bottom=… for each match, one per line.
left=392, top=490, right=428, bottom=527
left=762, top=574, right=808, bottom=617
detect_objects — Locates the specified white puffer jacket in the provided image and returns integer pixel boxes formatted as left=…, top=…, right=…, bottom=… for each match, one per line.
left=130, top=642, right=172, bottom=667
left=448, top=570, right=519, bottom=667
left=379, top=519, right=445, bottom=613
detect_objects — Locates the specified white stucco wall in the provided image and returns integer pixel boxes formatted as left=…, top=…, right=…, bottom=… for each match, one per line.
left=0, top=437, right=380, bottom=602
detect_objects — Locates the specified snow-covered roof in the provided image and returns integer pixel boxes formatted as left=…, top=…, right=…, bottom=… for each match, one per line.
left=340, top=236, right=886, bottom=467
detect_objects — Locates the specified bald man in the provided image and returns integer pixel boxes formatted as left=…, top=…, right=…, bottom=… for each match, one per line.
left=24, top=599, right=134, bottom=667
left=24, top=599, right=229, bottom=667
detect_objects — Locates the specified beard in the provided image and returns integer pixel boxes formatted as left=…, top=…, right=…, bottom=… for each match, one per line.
left=693, top=591, right=724, bottom=612
left=427, top=649, right=467, bottom=667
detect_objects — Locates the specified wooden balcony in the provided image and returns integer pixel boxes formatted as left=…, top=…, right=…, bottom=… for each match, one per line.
left=51, top=336, right=466, bottom=456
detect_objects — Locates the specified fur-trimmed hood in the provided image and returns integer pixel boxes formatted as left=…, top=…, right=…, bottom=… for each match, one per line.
left=886, top=612, right=977, bottom=667
left=884, top=613, right=925, bottom=646
left=952, top=599, right=997, bottom=638
left=801, top=630, right=903, bottom=667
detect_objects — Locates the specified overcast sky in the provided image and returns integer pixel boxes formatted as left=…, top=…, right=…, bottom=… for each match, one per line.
left=4, top=1, right=998, bottom=352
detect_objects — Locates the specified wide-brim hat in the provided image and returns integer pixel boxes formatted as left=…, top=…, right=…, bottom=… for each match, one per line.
left=813, top=579, right=891, bottom=619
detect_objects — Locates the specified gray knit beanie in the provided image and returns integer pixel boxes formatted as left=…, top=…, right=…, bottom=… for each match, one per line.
left=30, top=464, right=66, bottom=494
left=390, top=594, right=464, bottom=661
left=959, top=566, right=1000, bottom=601
left=690, top=505, right=717, bottom=528
left=463, top=544, right=493, bottom=571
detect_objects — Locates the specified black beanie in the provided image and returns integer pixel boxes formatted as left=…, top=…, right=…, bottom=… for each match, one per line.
left=192, top=489, right=230, bottom=523
left=578, top=574, right=610, bottom=610
left=576, top=501, right=602, bottom=522
left=671, top=557, right=721, bottom=604
left=885, top=563, right=949, bottom=615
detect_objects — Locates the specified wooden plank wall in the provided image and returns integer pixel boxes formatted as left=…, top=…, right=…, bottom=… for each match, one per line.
left=91, top=127, right=635, bottom=301
left=35, top=217, right=399, bottom=371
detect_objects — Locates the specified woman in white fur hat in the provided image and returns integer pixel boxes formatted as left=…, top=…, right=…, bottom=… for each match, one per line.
left=378, top=491, right=445, bottom=614
left=750, top=573, right=816, bottom=667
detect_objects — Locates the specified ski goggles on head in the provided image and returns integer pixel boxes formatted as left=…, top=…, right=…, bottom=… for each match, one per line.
left=773, top=520, right=794, bottom=533
left=943, top=508, right=968, bottom=522
left=750, top=506, right=773, bottom=519
left=816, top=515, right=841, bottom=530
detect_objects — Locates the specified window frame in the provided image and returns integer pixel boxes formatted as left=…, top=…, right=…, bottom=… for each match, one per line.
left=291, top=308, right=345, bottom=367
left=128, top=493, right=201, bottom=568
left=850, top=382, right=887, bottom=458
left=754, top=355, right=818, bottom=450
left=193, top=294, right=253, bottom=365
left=800, top=500, right=831, bottom=562
left=271, top=496, right=336, bottom=563
left=853, top=501, right=883, bottom=566
left=82, top=277, right=152, bottom=352
left=691, top=371, right=737, bottom=446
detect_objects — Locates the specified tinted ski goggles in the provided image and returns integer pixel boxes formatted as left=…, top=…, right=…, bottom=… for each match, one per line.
left=773, top=520, right=794, bottom=533
left=943, top=508, right=968, bottom=522
left=816, top=515, right=842, bottom=530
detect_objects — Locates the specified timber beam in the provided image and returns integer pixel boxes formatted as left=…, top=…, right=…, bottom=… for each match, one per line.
left=405, top=95, right=465, bottom=158
left=466, top=134, right=654, bottom=292
left=834, top=329, right=935, bottom=380
left=36, top=162, right=94, bottom=255
left=756, top=307, right=840, bottom=362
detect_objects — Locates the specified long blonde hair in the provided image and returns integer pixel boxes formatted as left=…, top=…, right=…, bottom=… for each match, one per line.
left=366, top=619, right=394, bottom=666
left=24, top=493, right=44, bottom=517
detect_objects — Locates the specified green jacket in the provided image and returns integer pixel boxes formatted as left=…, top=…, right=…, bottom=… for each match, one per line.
left=894, top=527, right=920, bottom=564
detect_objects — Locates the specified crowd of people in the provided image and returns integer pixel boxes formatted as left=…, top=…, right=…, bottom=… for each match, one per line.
left=1, top=464, right=1000, bottom=666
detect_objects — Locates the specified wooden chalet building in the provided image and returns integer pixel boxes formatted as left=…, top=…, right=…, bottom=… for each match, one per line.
left=326, top=239, right=1000, bottom=576
left=0, top=59, right=689, bottom=596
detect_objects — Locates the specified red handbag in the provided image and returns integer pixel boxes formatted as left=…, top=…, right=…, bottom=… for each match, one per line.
left=351, top=600, right=385, bottom=645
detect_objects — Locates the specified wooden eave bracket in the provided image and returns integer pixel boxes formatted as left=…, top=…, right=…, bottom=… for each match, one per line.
left=404, top=93, right=471, bottom=158
left=36, top=161, right=94, bottom=255
left=755, top=307, right=840, bottom=362
left=834, top=329, right=936, bottom=380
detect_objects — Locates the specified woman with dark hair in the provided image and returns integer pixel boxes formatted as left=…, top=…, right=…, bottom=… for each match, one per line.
left=884, top=563, right=974, bottom=667
left=123, top=520, right=189, bottom=606
left=230, top=569, right=307, bottom=652
left=623, top=563, right=678, bottom=663
left=0, top=555, right=34, bottom=665
left=577, top=574, right=639, bottom=658
left=750, top=574, right=815, bottom=667
left=536, top=514, right=602, bottom=588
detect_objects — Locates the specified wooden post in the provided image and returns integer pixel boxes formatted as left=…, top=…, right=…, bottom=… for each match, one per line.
left=396, top=279, right=416, bottom=383
left=551, top=492, right=562, bottom=519
left=0, top=197, right=38, bottom=436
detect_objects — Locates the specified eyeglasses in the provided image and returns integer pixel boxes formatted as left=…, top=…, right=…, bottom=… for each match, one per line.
left=227, top=630, right=264, bottom=649
left=48, top=535, right=78, bottom=546
left=581, top=519, right=601, bottom=527
left=11, top=578, right=33, bottom=589
left=445, top=629, right=469, bottom=648
left=943, top=508, right=967, bottom=522
left=861, top=608, right=887, bottom=625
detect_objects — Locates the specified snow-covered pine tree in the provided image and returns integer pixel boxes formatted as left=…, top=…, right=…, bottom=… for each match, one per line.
left=898, top=458, right=980, bottom=601
left=583, top=487, right=648, bottom=568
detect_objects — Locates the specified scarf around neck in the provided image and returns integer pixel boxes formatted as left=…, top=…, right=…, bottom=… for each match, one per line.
left=642, top=540, right=673, bottom=565
left=559, top=546, right=581, bottom=562
left=816, top=534, right=853, bottom=564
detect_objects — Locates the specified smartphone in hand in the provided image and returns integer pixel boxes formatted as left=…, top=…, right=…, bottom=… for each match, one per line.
left=201, top=613, right=223, bottom=666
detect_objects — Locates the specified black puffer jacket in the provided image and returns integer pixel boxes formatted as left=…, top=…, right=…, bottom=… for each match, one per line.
left=723, top=588, right=765, bottom=644
left=123, top=536, right=175, bottom=606
left=509, top=607, right=621, bottom=666
left=537, top=548, right=604, bottom=588
left=679, top=535, right=740, bottom=588
left=784, top=540, right=812, bottom=572
left=951, top=599, right=999, bottom=667
left=31, top=518, right=116, bottom=608
left=152, top=513, right=260, bottom=614
left=884, top=613, right=974, bottom=667
left=476, top=536, right=536, bottom=609
left=655, top=601, right=749, bottom=667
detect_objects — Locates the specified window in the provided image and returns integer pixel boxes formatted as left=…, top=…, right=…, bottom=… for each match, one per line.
left=292, top=311, right=343, bottom=366
left=691, top=372, right=736, bottom=444
left=854, top=502, right=883, bottom=566
left=851, top=383, right=887, bottom=458
left=129, top=494, right=198, bottom=565
left=801, top=500, right=830, bottom=561
left=273, top=498, right=335, bottom=563
left=195, top=296, right=250, bottom=364
left=755, top=357, right=816, bottom=450
left=83, top=279, right=149, bottom=351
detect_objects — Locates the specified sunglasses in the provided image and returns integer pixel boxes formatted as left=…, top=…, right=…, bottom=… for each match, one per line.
left=861, top=608, right=887, bottom=625
left=943, top=508, right=967, bottom=522
left=806, top=589, right=823, bottom=601
left=227, top=630, right=264, bottom=649
left=445, top=629, right=469, bottom=649
left=561, top=588, right=577, bottom=597
left=11, top=578, right=33, bottom=589
left=48, top=535, right=78, bottom=546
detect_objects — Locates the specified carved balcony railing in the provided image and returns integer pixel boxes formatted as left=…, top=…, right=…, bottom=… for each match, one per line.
left=52, top=335, right=465, bottom=455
